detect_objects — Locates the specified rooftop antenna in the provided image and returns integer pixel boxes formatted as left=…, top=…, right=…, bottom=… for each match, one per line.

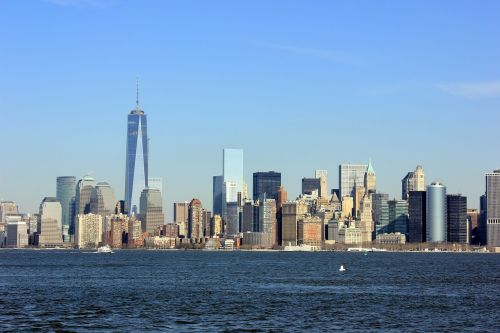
left=136, top=77, right=140, bottom=111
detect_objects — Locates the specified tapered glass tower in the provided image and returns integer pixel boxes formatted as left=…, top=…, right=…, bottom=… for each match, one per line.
left=125, top=83, right=148, bottom=215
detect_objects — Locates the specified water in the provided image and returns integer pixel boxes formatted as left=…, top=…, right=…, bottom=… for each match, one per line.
left=0, top=250, right=499, bottom=332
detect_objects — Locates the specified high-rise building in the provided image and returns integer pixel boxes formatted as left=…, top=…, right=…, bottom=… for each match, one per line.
left=223, top=148, right=243, bottom=204
left=388, top=199, right=409, bottom=236
left=90, top=182, right=116, bottom=218
left=242, top=200, right=254, bottom=233
left=358, top=194, right=374, bottom=242
left=211, top=214, right=223, bottom=237
left=0, top=201, right=19, bottom=223
left=339, top=164, right=368, bottom=200
left=408, top=191, right=426, bottom=243
left=258, top=195, right=277, bottom=235
left=225, top=202, right=240, bottom=236
left=479, top=194, right=487, bottom=245
left=364, top=160, right=376, bottom=194
left=276, top=186, right=288, bottom=245
left=212, top=175, right=223, bottom=216
left=56, top=176, right=76, bottom=240
left=6, top=221, right=28, bottom=248
left=148, top=177, right=163, bottom=194
left=372, top=193, right=389, bottom=236
left=188, top=199, right=203, bottom=240
left=301, top=178, right=321, bottom=196
left=173, top=202, right=189, bottom=238
left=202, top=210, right=212, bottom=238
left=315, top=170, right=328, bottom=198
left=75, top=213, right=103, bottom=248
left=281, top=201, right=308, bottom=246
left=426, top=181, right=447, bottom=243
left=125, top=87, right=149, bottom=215
left=38, top=197, right=63, bottom=247
left=253, top=171, right=281, bottom=201
left=74, top=175, right=96, bottom=233
left=298, top=215, right=322, bottom=248
left=402, top=165, right=425, bottom=200
left=447, top=194, right=468, bottom=244
left=486, top=170, right=500, bottom=246
left=139, top=188, right=164, bottom=234
left=467, top=209, right=480, bottom=245
left=341, top=196, right=354, bottom=219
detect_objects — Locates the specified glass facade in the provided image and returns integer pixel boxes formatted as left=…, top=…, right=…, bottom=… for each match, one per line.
left=212, top=175, right=223, bottom=216
left=339, top=164, right=368, bottom=200
left=372, top=193, right=389, bottom=236
left=56, top=176, right=76, bottom=237
left=125, top=110, right=149, bottom=215
left=447, top=194, right=468, bottom=243
left=388, top=199, right=409, bottom=236
left=426, top=182, right=447, bottom=242
left=253, top=171, right=281, bottom=201
left=408, top=191, right=426, bottom=243
left=301, top=178, right=321, bottom=196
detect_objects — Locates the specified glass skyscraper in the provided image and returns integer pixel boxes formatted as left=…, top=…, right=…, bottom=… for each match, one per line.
left=125, top=98, right=149, bottom=215
left=212, top=175, right=223, bottom=216
left=427, top=181, right=447, bottom=242
left=56, top=176, right=76, bottom=239
left=223, top=148, right=243, bottom=199
left=253, top=171, right=281, bottom=201
left=222, top=149, right=243, bottom=234
left=339, top=164, right=368, bottom=200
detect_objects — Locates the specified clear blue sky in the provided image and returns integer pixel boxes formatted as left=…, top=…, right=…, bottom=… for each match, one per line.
left=1, top=0, right=499, bottom=217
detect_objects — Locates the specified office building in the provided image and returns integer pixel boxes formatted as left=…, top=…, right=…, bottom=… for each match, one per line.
left=447, top=194, right=468, bottom=244
left=74, top=175, right=96, bottom=233
left=242, top=200, right=254, bottom=232
left=388, top=199, right=409, bottom=236
left=402, top=165, right=425, bottom=200
left=225, top=202, right=240, bottom=236
left=125, top=88, right=149, bottom=215
left=298, top=215, right=322, bottom=248
left=56, top=176, right=76, bottom=240
left=139, top=188, right=164, bottom=234
left=467, top=209, right=480, bottom=245
left=212, top=175, right=223, bottom=216
left=281, top=201, right=308, bottom=246
left=258, top=195, right=277, bottom=235
left=408, top=191, right=426, bottom=243
left=148, top=177, right=163, bottom=194
left=315, top=170, right=328, bottom=198
left=202, top=210, right=211, bottom=237
left=0, top=201, right=19, bottom=223
left=188, top=198, right=203, bottom=240
left=253, top=171, right=281, bottom=201
left=222, top=149, right=243, bottom=219
left=90, top=182, right=116, bottom=218
left=479, top=194, right=487, bottom=245
left=339, top=164, right=368, bottom=200
left=427, top=181, right=447, bottom=242
left=358, top=194, right=374, bottom=242
left=364, top=160, right=376, bottom=194
left=341, top=196, right=354, bottom=219
left=6, top=221, right=28, bottom=248
left=211, top=214, right=223, bottom=237
left=372, top=193, right=389, bottom=236
left=38, top=197, right=63, bottom=247
left=486, top=170, right=500, bottom=246
left=276, top=186, right=287, bottom=245
left=302, top=178, right=321, bottom=196
left=173, top=202, right=189, bottom=237
left=75, top=213, right=103, bottom=248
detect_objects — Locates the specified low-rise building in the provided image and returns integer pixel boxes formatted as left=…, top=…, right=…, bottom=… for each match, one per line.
left=376, top=232, right=406, bottom=244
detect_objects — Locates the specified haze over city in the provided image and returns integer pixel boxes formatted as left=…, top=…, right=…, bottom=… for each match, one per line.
left=1, top=0, right=499, bottom=215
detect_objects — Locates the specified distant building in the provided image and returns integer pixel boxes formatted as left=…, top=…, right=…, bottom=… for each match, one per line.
left=75, top=213, right=103, bottom=248
left=6, top=221, right=28, bottom=248
left=173, top=202, right=189, bottom=237
left=302, top=178, right=321, bottom=196
left=427, top=181, right=447, bottom=242
left=253, top=171, right=281, bottom=201
left=74, top=175, right=96, bottom=233
left=90, top=182, right=116, bottom=218
left=38, top=197, right=63, bottom=247
left=364, top=160, right=376, bottom=195
left=0, top=201, right=19, bottom=223
left=338, top=164, right=368, bottom=200
left=298, top=215, right=322, bottom=248
left=376, top=232, right=406, bottom=245
left=139, top=188, right=164, bottom=234
left=479, top=194, right=487, bottom=245
left=148, top=177, right=163, bottom=194
left=224, top=201, right=240, bottom=236
left=222, top=149, right=243, bottom=221
left=372, top=193, right=389, bottom=236
left=358, top=194, right=374, bottom=242
left=447, top=194, right=468, bottom=244
left=408, top=191, right=426, bottom=243
left=104, top=214, right=128, bottom=248
left=402, top=165, right=425, bottom=200
left=388, top=199, right=409, bottom=236
left=281, top=201, right=307, bottom=246
left=276, top=186, right=288, bottom=245
left=315, top=170, right=328, bottom=198
left=486, top=170, right=500, bottom=246
left=467, top=209, right=480, bottom=245
left=341, top=196, right=354, bottom=219
left=56, top=176, right=76, bottom=241
left=212, top=175, right=223, bottom=216
left=211, top=214, right=223, bottom=237
left=202, top=210, right=212, bottom=237
left=241, top=200, right=254, bottom=233
left=188, top=199, right=203, bottom=240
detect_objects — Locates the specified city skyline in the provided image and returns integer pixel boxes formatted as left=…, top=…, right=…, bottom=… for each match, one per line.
left=1, top=1, right=500, bottom=214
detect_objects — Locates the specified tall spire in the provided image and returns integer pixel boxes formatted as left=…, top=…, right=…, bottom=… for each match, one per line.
left=367, top=158, right=375, bottom=174
left=136, top=77, right=140, bottom=111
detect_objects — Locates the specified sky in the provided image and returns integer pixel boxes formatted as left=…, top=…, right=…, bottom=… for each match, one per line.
left=1, top=0, right=499, bottom=217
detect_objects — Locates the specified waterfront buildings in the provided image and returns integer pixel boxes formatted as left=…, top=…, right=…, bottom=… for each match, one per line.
left=56, top=176, right=76, bottom=241
left=364, top=160, right=376, bottom=194
left=90, top=182, right=116, bottom=218
left=447, top=194, right=468, bottom=244
left=38, top=197, right=63, bottom=247
left=74, top=175, right=96, bottom=233
left=339, top=164, right=368, bottom=200
left=281, top=201, right=308, bottom=246
left=372, top=193, right=389, bottom=236
left=211, top=214, right=223, bottom=237
left=486, top=170, right=500, bottom=246
left=139, top=188, right=164, bottom=234
left=0, top=201, right=19, bottom=223
left=188, top=199, right=203, bottom=241
left=5, top=220, right=28, bottom=248
left=173, top=202, right=189, bottom=238
left=75, top=213, right=103, bottom=248
left=212, top=175, right=223, bottom=216
left=467, top=209, right=480, bottom=245
left=125, top=92, right=149, bottom=215
left=388, top=199, right=409, bottom=236
left=376, top=232, right=406, bottom=245
left=315, top=170, right=328, bottom=198
left=408, top=191, right=426, bottom=243
left=427, top=181, right=447, bottom=242
left=402, top=165, right=425, bottom=200
left=302, top=178, right=321, bottom=196
left=297, top=215, right=322, bottom=248
left=253, top=171, right=281, bottom=201
left=359, top=194, right=374, bottom=242
left=222, top=149, right=243, bottom=225
left=242, top=200, right=254, bottom=232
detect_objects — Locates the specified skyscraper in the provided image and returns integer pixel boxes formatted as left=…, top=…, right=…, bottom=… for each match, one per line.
left=301, top=178, right=321, bottom=196
left=253, top=171, right=281, bottom=201
left=212, top=175, right=223, bottom=216
left=74, top=175, right=96, bottom=229
left=148, top=177, right=163, bottom=194
left=173, top=202, right=189, bottom=237
left=426, top=181, right=447, bottom=243
left=486, top=170, right=500, bottom=246
left=222, top=149, right=243, bottom=230
left=75, top=213, right=103, bottom=248
left=447, top=194, right=468, bottom=244
left=56, top=176, right=76, bottom=240
left=408, top=191, right=426, bottom=243
left=402, top=165, right=425, bottom=200
left=364, top=160, right=376, bottom=194
left=372, top=193, right=389, bottom=236
left=339, top=164, right=368, bottom=200
left=38, top=197, right=63, bottom=247
left=90, top=182, right=116, bottom=218
left=0, top=201, right=19, bottom=223
left=388, top=199, right=409, bottom=236
left=315, top=170, right=328, bottom=198
left=125, top=86, right=149, bottom=215
left=188, top=199, right=203, bottom=240
left=139, top=188, right=164, bottom=234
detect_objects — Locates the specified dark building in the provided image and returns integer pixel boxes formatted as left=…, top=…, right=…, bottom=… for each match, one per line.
left=253, top=172, right=281, bottom=201
left=408, top=191, right=426, bottom=243
left=212, top=175, right=223, bottom=216
left=302, top=178, right=321, bottom=195
left=242, top=200, right=253, bottom=232
left=388, top=199, right=409, bottom=236
left=447, top=194, right=468, bottom=244
left=479, top=194, right=487, bottom=245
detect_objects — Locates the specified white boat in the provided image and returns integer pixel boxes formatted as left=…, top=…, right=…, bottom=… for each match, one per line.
left=339, top=264, right=346, bottom=272
left=283, top=243, right=313, bottom=252
left=97, top=245, right=113, bottom=253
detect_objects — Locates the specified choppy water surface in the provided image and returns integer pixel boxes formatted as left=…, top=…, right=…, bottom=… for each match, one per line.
left=0, top=250, right=499, bottom=332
